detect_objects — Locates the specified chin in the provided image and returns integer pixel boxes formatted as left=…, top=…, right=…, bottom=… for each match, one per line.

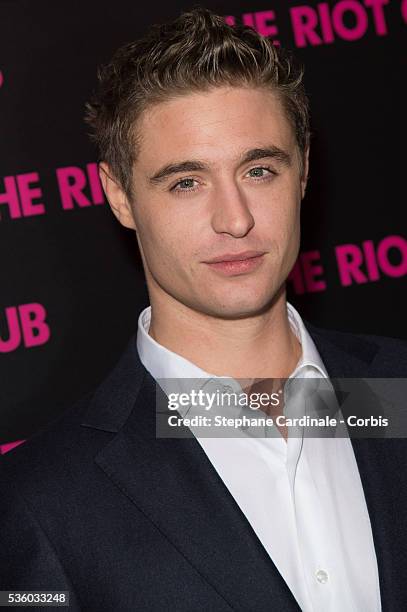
left=200, top=293, right=276, bottom=320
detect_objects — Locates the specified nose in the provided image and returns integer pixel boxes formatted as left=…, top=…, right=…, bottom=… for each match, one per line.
left=210, top=181, right=255, bottom=238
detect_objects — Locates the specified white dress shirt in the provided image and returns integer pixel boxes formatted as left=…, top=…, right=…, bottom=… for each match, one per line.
left=137, top=302, right=381, bottom=611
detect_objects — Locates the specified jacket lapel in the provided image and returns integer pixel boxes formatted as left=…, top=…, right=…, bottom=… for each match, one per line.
left=82, top=336, right=301, bottom=611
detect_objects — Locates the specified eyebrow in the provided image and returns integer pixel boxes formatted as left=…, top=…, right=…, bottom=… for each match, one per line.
left=147, top=145, right=292, bottom=185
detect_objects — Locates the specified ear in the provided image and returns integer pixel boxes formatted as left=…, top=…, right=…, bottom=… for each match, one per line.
left=300, top=146, right=310, bottom=200
left=99, top=162, right=137, bottom=230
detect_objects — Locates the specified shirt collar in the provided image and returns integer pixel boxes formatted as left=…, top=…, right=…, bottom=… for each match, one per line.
left=137, top=301, right=329, bottom=383
left=286, top=302, right=329, bottom=379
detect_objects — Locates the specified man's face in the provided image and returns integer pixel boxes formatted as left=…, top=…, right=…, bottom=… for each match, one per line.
left=110, top=86, right=308, bottom=319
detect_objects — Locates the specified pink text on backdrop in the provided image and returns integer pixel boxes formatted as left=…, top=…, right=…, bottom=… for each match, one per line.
left=225, top=10, right=280, bottom=44
left=0, top=172, right=45, bottom=220
left=288, top=250, right=327, bottom=294
left=291, top=0, right=389, bottom=47
left=0, top=303, right=51, bottom=353
left=336, top=235, right=407, bottom=286
left=0, top=440, right=25, bottom=455
left=56, top=163, right=105, bottom=210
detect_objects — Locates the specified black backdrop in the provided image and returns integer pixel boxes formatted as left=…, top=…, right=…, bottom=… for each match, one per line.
left=1, top=0, right=406, bottom=447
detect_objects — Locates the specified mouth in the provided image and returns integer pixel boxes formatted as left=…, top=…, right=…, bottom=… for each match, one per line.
left=202, top=250, right=266, bottom=276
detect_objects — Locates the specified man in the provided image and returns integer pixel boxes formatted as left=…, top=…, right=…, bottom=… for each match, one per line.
left=1, top=8, right=406, bottom=611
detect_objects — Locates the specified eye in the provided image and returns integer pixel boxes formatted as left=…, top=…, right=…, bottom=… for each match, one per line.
left=247, top=166, right=276, bottom=180
left=170, top=177, right=199, bottom=193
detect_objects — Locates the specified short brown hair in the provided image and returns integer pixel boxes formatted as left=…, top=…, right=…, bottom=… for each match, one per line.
left=85, top=6, right=310, bottom=200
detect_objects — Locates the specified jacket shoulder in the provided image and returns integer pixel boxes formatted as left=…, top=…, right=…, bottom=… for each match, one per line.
left=0, top=390, right=109, bottom=495
left=306, top=322, right=407, bottom=376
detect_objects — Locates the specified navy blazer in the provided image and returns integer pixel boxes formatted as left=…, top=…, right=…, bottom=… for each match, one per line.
left=1, top=322, right=407, bottom=611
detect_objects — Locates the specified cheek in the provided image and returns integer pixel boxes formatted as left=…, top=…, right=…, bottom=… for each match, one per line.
left=136, top=206, right=196, bottom=269
left=253, top=180, right=300, bottom=234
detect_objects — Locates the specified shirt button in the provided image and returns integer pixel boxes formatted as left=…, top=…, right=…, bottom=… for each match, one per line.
left=315, top=569, right=329, bottom=584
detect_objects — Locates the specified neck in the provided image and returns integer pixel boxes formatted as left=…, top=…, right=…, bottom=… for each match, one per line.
left=147, top=286, right=302, bottom=380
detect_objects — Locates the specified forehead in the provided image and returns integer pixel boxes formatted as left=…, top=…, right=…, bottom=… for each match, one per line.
left=135, top=86, right=296, bottom=168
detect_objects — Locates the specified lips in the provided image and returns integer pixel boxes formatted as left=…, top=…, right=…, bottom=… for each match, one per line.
left=203, top=250, right=266, bottom=264
left=203, top=251, right=266, bottom=276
